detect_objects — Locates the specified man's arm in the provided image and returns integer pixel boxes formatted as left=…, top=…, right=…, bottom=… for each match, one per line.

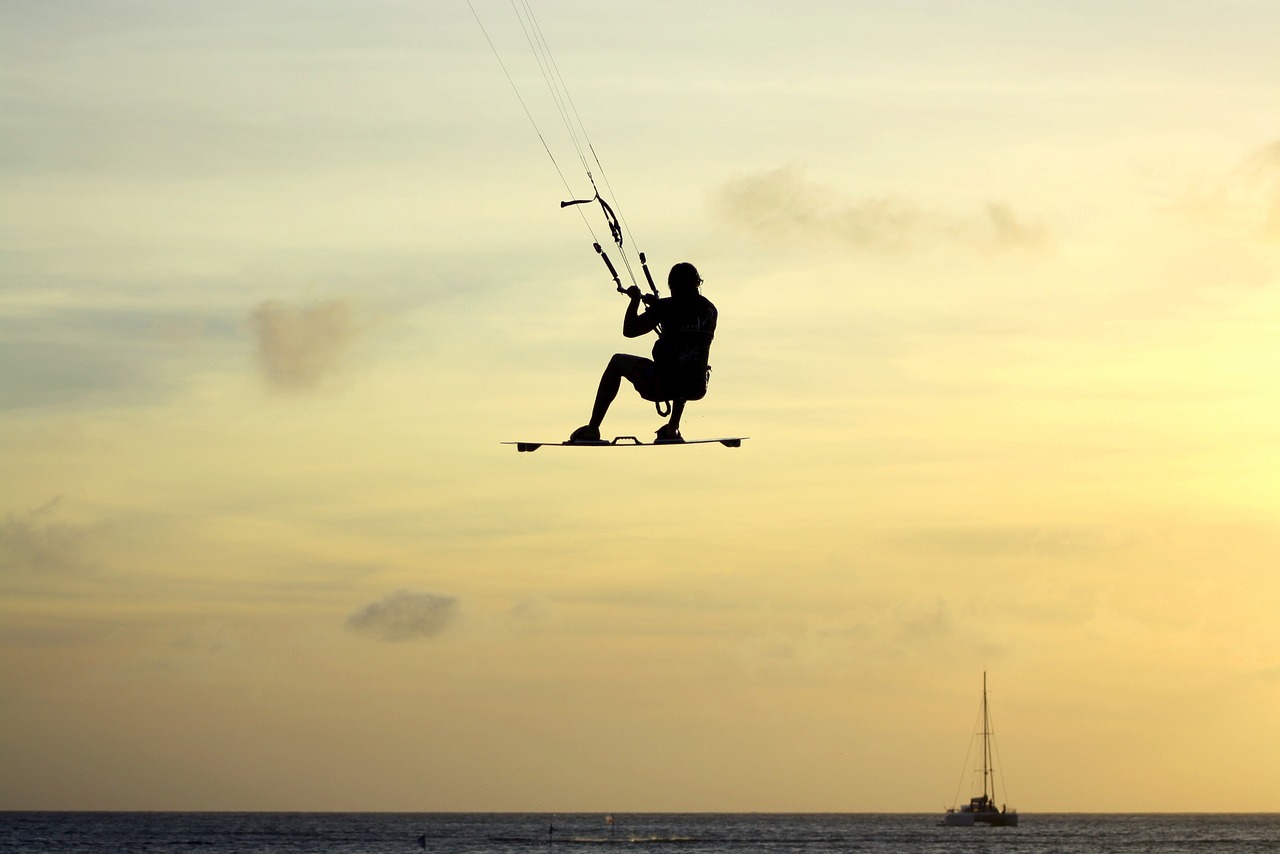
left=621, top=286, right=659, bottom=338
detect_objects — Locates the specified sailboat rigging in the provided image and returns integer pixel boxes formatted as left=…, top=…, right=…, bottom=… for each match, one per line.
left=942, top=672, right=1018, bottom=827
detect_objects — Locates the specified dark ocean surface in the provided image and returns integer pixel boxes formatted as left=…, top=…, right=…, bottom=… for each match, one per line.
left=2, top=812, right=1277, bottom=853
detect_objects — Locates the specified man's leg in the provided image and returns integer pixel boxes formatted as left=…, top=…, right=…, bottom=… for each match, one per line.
left=571, top=354, right=650, bottom=441
left=655, top=399, right=687, bottom=443
left=666, top=399, right=686, bottom=432
left=589, top=354, right=649, bottom=427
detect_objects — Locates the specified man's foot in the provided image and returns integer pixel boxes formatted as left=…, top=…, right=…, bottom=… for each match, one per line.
left=568, top=424, right=604, bottom=444
left=654, top=424, right=685, bottom=444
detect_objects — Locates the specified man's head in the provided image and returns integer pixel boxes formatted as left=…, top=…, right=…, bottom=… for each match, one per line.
left=668, top=262, right=702, bottom=297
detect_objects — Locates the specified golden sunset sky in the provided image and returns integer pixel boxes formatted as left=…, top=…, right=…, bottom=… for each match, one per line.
left=3, top=1, right=1280, bottom=812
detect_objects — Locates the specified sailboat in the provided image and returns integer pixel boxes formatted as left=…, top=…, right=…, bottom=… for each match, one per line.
left=941, top=672, right=1018, bottom=827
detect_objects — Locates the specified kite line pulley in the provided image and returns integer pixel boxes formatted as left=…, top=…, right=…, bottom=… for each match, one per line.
left=560, top=192, right=622, bottom=249
left=562, top=192, right=658, bottom=299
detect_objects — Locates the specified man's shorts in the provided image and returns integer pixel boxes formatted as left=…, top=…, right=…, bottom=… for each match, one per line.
left=622, top=358, right=665, bottom=402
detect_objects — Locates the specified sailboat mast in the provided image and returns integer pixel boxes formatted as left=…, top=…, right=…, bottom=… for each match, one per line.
left=982, top=671, right=991, bottom=801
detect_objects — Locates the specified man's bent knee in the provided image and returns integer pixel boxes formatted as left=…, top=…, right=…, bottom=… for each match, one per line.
left=606, top=353, right=648, bottom=376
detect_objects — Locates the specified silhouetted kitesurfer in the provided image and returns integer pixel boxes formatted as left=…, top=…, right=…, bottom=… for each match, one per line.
left=569, top=262, right=716, bottom=444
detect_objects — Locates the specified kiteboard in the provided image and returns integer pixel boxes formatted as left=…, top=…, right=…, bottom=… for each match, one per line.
left=504, top=436, right=747, bottom=453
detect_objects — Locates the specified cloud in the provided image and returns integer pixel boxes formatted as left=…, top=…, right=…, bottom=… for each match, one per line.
left=896, top=600, right=953, bottom=645
left=249, top=299, right=359, bottom=391
left=1173, top=138, right=1280, bottom=241
left=980, top=201, right=1049, bottom=251
left=885, top=524, right=1135, bottom=560
left=710, top=165, right=1047, bottom=253
left=0, top=497, right=87, bottom=575
left=1238, top=139, right=1280, bottom=240
left=346, top=590, right=459, bottom=642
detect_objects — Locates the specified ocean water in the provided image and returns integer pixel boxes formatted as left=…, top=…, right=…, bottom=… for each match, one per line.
left=1, top=812, right=1277, bottom=853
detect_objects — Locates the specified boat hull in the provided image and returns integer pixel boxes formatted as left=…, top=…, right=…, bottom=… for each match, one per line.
left=942, top=809, right=1017, bottom=827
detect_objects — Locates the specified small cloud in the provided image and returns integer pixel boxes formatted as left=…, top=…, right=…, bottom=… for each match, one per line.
left=507, top=596, right=549, bottom=624
left=711, top=165, right=1047, bottom=254
left=0, top=497, right=87, bottom=575
left=711, top=165, right=919, bottom=251
left=346, top=590, right=459, bottom=642
left=1173, top=138, right=1280, bottom=241
left=886, top=524, right=1129, bottom=559
left=249, top=298, right=359, bottom=391
left=1238, top=139, right=1280, bottom=240
left=979, top=202, right=1049, bottom=251
left=897, top=600, right=953, bottom=645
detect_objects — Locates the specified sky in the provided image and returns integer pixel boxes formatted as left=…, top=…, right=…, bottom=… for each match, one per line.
left=3, top=0, right=1280, bottom=813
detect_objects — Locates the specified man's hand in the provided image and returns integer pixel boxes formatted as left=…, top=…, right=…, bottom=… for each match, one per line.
left=624, top=285, right=644, bottom=301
